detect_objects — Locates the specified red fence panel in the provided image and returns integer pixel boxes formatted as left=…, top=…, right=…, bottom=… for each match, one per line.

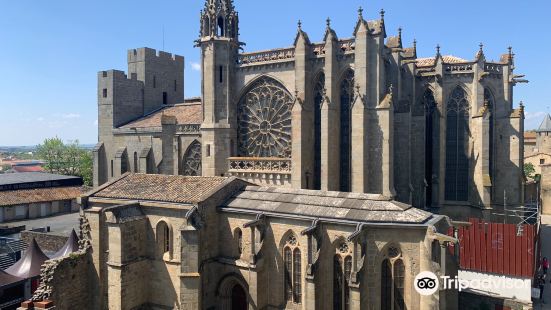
left=451, top=218, right=538, bottom=278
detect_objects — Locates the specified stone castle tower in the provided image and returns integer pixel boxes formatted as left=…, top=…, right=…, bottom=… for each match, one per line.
left=198, top=0, right=240, bottom=177
left=94, top=0, right=526, bottom=220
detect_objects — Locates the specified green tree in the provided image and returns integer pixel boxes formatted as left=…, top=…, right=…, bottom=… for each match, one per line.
left=524, top=162, right=535, bottom=180
left=36, top=137, right=93, bottom=186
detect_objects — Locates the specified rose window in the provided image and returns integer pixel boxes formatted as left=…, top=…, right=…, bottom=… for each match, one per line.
left=237, top=77, right=292, bottom=158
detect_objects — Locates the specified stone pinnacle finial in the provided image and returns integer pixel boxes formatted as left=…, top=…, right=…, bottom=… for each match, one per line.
left=298, top=20, right=302, bottom=30
left=436, top=44, right=441, bottom=55
left=398, top=27, right=402, bottom=39
left=326, top=17, right=331, bottom=28
left=479, top=42, right=484, bottom=52
left=358, top=6, right=364, bottom=19
left=380, top=8, right=385, bottom=20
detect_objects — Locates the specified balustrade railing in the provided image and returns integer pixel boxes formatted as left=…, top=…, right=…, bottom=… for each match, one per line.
left=237, top=48, right=295, bottom=65
left=228, top=157, right=291, bottom=174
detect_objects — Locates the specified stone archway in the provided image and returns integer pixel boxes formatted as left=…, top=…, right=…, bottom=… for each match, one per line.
left=231, top=283, right=247, bottom=310
left=217, top=273, right=249, bottom=310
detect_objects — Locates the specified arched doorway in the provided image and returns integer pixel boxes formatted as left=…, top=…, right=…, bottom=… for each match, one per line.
left=231, top=284, right=247, bottom=310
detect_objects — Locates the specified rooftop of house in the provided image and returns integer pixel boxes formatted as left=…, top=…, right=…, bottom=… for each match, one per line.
left=88, top=174, right=436, bottom=225
left=221, top=186, right=434, bottom=224
left=88, top=173, right=231, bottom=205
left=120, top=101, right=202, bottom=129
left=0, top=186, right=85, bottom=207
left=0, top=172, right=82, bottom=189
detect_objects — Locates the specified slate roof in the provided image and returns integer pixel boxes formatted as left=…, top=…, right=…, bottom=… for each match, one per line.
left=0, top=186, right=84, bottom=207
left=120, top=102, right=202, bottom=129
left=89, top=173, right=230, bottom=204
left=537, top=114, right=551, bottom=132
left=221, top=186, right=433, bottom=224
left=416, top=55, right=468, bottom=67
left=0, top=172, right=80, bottom=186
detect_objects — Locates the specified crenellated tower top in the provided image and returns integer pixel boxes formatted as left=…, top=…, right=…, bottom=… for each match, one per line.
left=200, top=0, right=239, bottom=41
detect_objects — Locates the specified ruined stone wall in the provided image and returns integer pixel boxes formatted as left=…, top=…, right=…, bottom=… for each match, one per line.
left=47, top=252, right=93, bottom=310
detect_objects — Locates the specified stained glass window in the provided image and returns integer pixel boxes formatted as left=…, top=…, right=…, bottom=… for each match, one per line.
left=445, top=86, right=469, bottom=201
left=339, top=70, right=354, bottom=192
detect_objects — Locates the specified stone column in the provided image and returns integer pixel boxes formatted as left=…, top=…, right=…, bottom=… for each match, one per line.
left=350, top=18, right=369, bottom=193
left=291, top=27, right=313, bottom=189
left=180, top=225, right=201, bottom=309
left=321, top=25, right=340, bottom=191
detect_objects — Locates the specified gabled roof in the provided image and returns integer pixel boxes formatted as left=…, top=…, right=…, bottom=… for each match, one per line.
left=5, top=239, right=48, bottom=279
left=119, top=102, right=202, bottom=129
left=0, top=186, right=84, bottom=207
left=221, top=186, right=434, bottom=224
left=416, top=55, right=468, bottom=68
left=50, top=229, right=79, bottom=259
left=537, top=114, right=551, bottom=132
left=87, top=173, right=240, bottom=205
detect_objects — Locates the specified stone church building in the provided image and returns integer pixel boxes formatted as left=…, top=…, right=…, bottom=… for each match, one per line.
left=80, top=172, right=457, bottom=310
left=93, top=0, right=525, bottom=221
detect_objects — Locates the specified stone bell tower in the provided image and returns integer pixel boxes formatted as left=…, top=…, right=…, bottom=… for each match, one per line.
left=198, top=0, right=240, bottom=177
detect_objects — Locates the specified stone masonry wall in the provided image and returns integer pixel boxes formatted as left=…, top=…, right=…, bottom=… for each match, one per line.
left=47, top=252, right=93, bottom=310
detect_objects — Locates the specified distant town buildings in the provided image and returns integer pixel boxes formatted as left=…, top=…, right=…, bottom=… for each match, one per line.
left=0, top=173, right=84, bottom=223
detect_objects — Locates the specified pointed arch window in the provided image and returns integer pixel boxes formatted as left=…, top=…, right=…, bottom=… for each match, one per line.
left=156, top=221, right=172, bottom=259
left=183, top=141, right=202, bottom=176
left=283, top=234, right=301, bottom=304
left=423, top=89, right=439, bottom=207
left=381, top=247, right=405, bottom=310
left=237, top=77, right=292, bottom=158
left=133, top=151, right=138, bottom=173
left=393, top=260, right=405, bottom=310
left=381, top=259, right=392, bottom=310
left=313, top=73, right=325, bottom=190
left=340, top=70, right=355, bottom=192
left=445, top=86, right=470, bottom=201
left=334, top=242, right=352, bottom=310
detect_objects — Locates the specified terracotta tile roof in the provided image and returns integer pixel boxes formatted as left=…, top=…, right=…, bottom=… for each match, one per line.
left=386, top=36, right=401, bottom=48
left=416, top=55, right=468, bottom=67
left=0, top=186, right=84, bottom=207
left=90, top=173, right=230, bottom=204
left=524, top=131, right=537, bottom=139
left=402, top=47, right=415, bottom=58
left=120, top=102, right=202, bottom=129
left=11, top=166, right=45, bottom=173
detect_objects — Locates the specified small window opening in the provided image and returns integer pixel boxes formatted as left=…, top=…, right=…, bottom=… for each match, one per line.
left=110, top=160, right=114, bottom=177
left=102, top=88, right=107, bottom=98
left=153, top=76, right=157, bottom=88
left=206, top=144, right=211, bottom=157
left=219, top=66, right=224, bottom=83
left=541, top=159, right=545, bottom=165
left=174, top=80, right=177, bottom=92
left=163, top=92, right=168, bottom=105
left=217, top=17, right=224, bottom=36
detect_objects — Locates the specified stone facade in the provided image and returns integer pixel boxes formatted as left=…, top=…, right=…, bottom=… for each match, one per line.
left=94, top=0, right=526, bottom=221
left=76, top=173, right=458, bottom=310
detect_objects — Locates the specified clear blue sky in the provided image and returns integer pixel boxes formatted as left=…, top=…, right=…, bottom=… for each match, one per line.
left=0, top=0, right=549, bottom=146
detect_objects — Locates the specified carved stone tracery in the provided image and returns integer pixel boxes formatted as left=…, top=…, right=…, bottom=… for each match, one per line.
left=237, top=77, right=293, bottom=158
left=183, top=141, right=202, bottom=176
